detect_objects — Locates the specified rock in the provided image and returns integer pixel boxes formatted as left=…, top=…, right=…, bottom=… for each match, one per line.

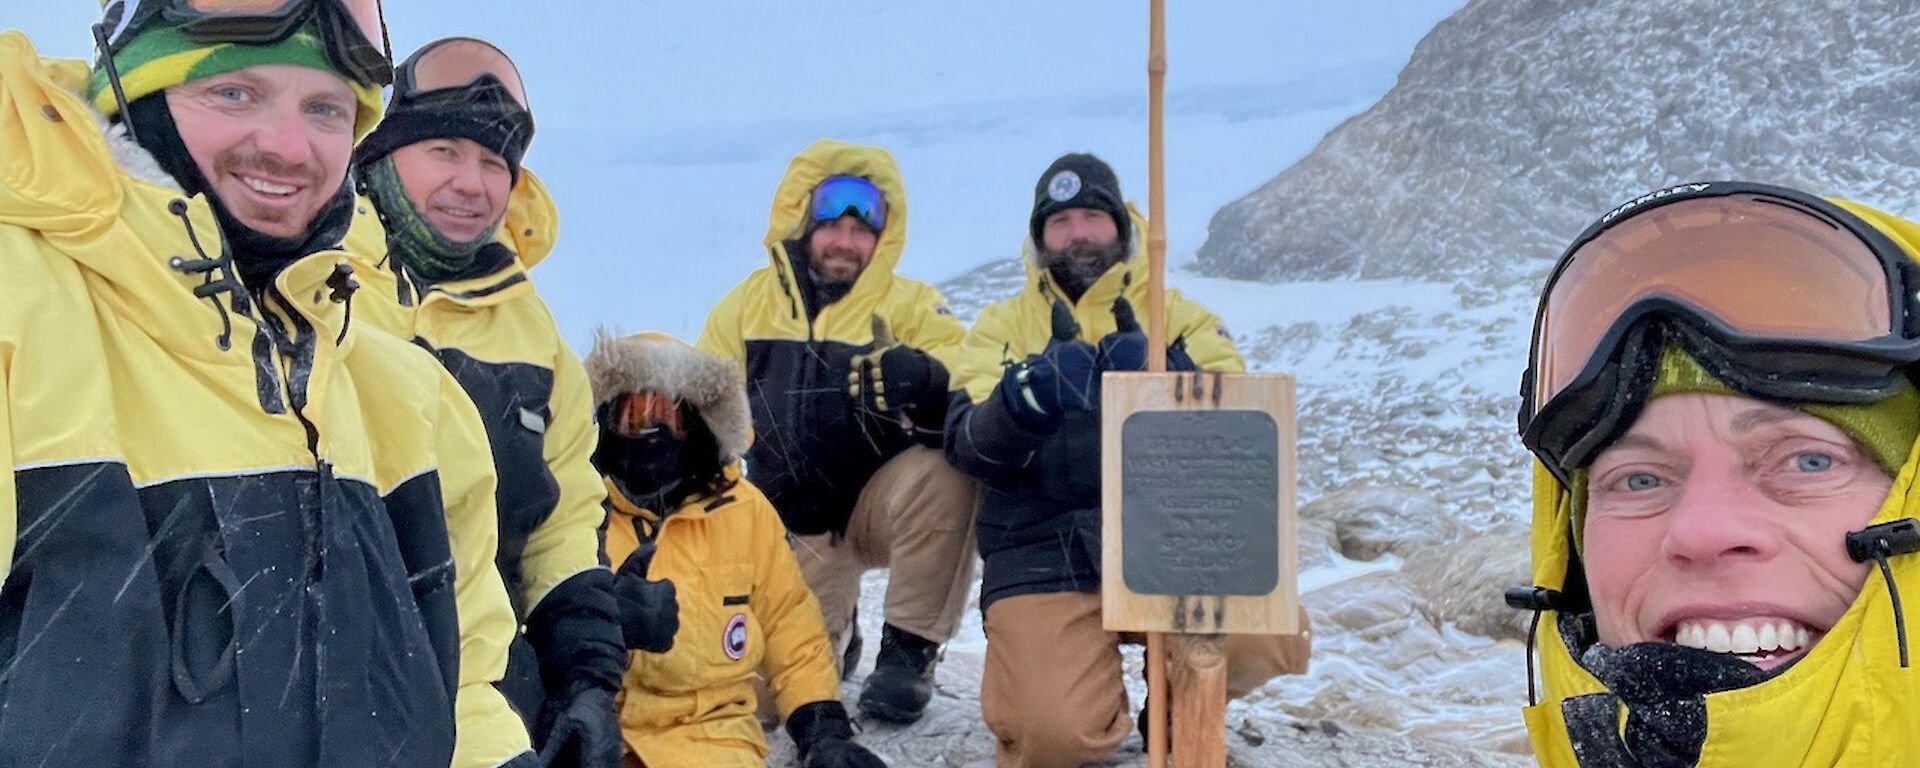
left=1404, top=528, right=1533, bottom=641
left=1196, top=0, right=1920, bottom=286
left=1299, top=484, right=1458, bottom=562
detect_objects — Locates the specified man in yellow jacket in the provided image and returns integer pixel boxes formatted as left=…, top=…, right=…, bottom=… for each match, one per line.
left=1515, top=181, right=1920, bottom=766
left=0, top=4, right=531, bottom=767
left=343, top=37, right=627, bottom=767
left=585, top=331, right=886, bottom=768
left=697, top=139, right=978, bottom=724
left=945, top=153, right=1309, bottom=768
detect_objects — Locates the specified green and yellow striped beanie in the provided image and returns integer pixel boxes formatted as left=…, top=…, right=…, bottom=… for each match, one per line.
left=1570, top=345, right=1920, bottom=553
left=88, top=19, right=383, bottom=140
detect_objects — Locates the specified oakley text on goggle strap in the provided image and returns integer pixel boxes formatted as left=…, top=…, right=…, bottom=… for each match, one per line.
left=1518, top=181, right=1920, bottom=483
left=811, top=175, right=887, bottom=232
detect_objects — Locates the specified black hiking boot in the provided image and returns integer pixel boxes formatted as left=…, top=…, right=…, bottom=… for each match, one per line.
left=857, top=623, right=939, bottom=724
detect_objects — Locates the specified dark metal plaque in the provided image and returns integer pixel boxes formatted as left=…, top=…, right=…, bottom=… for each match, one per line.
left=1120, top=410, right=1280, bottom=596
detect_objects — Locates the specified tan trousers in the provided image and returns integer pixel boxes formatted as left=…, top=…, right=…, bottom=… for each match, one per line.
left=792, top=445, right=981, bottom=659
left=980, top=591, right=1312, bottom=768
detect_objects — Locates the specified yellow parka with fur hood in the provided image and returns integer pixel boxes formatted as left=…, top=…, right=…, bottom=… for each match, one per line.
left=585, top=332, right=842, bottom=767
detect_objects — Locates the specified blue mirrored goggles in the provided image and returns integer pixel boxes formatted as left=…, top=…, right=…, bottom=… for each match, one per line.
left=810, top=175, right=887, bottom=232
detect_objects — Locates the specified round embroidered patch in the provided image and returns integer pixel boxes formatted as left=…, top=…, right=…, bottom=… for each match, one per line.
left=1047, top=170, right=1082, bottom=202
left=723, top=613, right=749, bottom=660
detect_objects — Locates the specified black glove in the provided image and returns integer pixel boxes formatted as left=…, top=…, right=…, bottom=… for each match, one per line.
left=787, top=701, right=887, bottom=768
left=1097, top=297, right=1197, bottom=371
left=535, top=687, right=622, bottom=768
left=997, top=300, right=1099, bottom=433
left=613, top=539, right=679, bottom=653
left=848, top=314, right=951, bottom=429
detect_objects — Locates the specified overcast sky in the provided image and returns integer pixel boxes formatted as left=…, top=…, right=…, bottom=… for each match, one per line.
left=8, top=2, right=1466, bottom=343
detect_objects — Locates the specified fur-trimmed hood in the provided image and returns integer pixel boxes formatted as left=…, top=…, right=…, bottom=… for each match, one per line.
left=584, top=330, right=752, bottom=463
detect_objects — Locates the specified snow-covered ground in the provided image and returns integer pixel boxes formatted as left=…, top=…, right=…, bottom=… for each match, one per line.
left=12, top=4, right=1551, bottom=765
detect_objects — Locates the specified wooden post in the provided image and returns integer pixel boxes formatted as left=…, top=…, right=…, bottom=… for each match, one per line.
left=1146, top=0, right=1229, bottom=765
left=1145, top=0, right=1172, bottom=765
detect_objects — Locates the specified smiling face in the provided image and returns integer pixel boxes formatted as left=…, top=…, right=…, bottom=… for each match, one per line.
left=1583, top=393, right=1891, bottom=670
left=805, top=214, right=877, bottom=284
left=167, top=65, right=357, bottom=238
left=388, top=138, right=513, bottom=243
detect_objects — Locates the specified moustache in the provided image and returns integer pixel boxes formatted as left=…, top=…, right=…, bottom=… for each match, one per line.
left=213, top=148, right=326, bottom=188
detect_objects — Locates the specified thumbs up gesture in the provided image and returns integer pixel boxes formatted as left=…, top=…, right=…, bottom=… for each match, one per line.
left=997, top=300, right=1102, bottom=433
left=848, top=314, right=950, bottom=429
left=613, top=539, right=679, bottom=653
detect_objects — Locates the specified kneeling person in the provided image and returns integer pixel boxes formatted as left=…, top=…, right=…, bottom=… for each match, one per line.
left=946, top=153, right=1311, bottom=768
left=585, top=332, right=886, bottom=768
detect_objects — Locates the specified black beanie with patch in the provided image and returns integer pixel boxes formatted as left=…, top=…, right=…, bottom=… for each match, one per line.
left=1030, top=152, right=1129, bottom=249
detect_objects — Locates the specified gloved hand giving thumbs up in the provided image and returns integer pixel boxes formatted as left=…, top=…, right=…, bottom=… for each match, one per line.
left=612, top=537, right=678, bottom=653
left=1096, top=297, right=1197, bottom=371
left=997, top=300, right=1101, bottom=433
left=847, top=314, right=950, bottom=430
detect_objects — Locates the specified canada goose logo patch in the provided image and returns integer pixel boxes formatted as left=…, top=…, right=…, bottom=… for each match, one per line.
left=723, top=613, right=748, bottom=660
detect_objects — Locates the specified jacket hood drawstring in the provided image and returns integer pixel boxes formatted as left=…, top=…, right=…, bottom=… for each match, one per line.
left=1844, top=518, right=1920, bottom=668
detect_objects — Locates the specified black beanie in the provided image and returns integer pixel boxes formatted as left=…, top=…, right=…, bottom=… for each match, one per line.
left=353, top=75, right=533, bottom=185
left=1030, top=152, right=1129, bottom=249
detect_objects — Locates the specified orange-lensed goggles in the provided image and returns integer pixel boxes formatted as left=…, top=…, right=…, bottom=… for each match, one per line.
left=1519, top=182, right=1920, bottom=484
left=607, top=392, right=686, bottom=440
left=395, top=36, right=529, bottom=110
left=103, top=0, right=391, bottom=86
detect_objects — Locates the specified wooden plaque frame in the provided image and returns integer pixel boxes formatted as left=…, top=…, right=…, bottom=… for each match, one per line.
left=1101, top=370, right=1300, bottom=634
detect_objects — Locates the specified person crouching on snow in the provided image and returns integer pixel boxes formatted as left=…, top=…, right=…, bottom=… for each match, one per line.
left=584, top=331, right=886, bottom=768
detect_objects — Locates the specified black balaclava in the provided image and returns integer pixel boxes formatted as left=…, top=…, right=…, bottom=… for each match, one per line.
left=593, top=401, right=723, bottom=514
left=126, top=92, right=355, bottom=297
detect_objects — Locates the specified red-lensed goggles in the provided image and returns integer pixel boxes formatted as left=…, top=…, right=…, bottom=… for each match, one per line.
left=100, top=0, right=391, bottom=86
left=1519, top=181, right=1920, bottom=485
left=394, top=36, right=529, bottom=111
left=811, top=175, right=887, bottom=232
left=606, top=392, right=686, bottom=440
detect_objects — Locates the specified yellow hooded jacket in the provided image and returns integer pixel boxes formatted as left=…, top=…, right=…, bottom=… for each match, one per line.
left=0, top=32, right=529, bottom=767
left=585, top=333, right=841, bottom=767
left=945, top=208, right=1243, bottom=610
left=696, top=139, right=966, bottom=538
left=1521, top=200, right=1920, bottom=766
left=344, top=170, right=614, bottom=648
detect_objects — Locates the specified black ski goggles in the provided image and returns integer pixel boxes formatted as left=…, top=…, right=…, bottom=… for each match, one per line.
left=1518, top=181, right=1920, bottom=486
left=394, top=36, right=529, bottom=111
left=99, top=0, right=392, bottom=86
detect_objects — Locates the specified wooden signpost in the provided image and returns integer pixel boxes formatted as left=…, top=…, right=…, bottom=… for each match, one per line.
left=1107, top=1, right=1304, bottom=766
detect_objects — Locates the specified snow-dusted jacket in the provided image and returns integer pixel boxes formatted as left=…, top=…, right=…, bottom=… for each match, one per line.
left=696, top=139, right=966, bottom=537
left=0, top=32, right=529, bottom=767
left=945, top=207, right=1243, bottom=610
left=585, top=333, right=840, bottom=766
left=344, top=170, right=624, bottom=699
left=1521, top=199, right=1920, bottom=766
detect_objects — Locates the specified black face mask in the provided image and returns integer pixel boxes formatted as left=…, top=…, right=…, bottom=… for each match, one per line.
left=593, top=427, right=688, bottom=510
